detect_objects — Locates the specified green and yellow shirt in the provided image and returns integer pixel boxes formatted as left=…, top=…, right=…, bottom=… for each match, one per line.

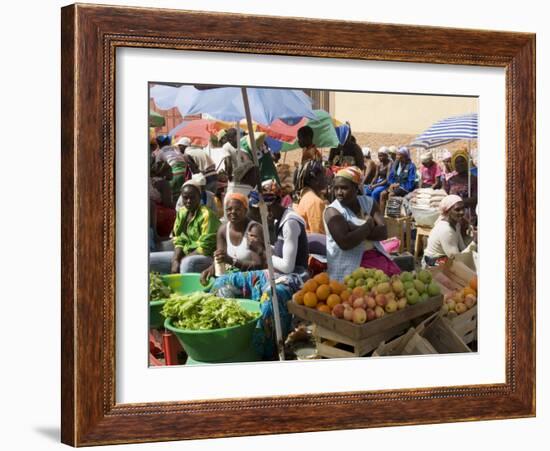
left=172, top=205, right=220, bottom=256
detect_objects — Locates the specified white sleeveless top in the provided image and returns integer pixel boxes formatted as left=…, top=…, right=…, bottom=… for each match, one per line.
left=324, top=196, right=388, bottom=282
left=226, top=220, right=258, bottom=261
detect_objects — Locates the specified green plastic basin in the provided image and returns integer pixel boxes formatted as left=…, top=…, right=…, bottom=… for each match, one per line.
left=149, top=273, right=212, bottom=329
left=164, top=299, right=261, bottom=363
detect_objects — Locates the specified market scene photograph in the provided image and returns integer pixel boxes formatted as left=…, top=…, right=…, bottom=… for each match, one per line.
left=148, top=83, right=479, bottom=366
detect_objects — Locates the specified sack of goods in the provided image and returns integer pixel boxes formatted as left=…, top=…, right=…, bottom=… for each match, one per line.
left=408, top=188, right=447, bottom=227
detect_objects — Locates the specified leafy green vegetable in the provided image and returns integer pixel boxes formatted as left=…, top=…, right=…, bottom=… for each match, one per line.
left=149, top=272, right=172, bottom=301
left=161, top=292, right=259, bottom=330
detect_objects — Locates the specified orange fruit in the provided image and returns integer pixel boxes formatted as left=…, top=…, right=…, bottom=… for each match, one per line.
left=303, top=292, right=318, bottom=308
left=316, top=303, right=331, bottom=314
left=352, top=286, right=366, bottom=298
left=303, top=279, right=319, bottom=293
left=329, top=280, right=345, bottom=295
left=469, top=276, right=478, bottom=292
left=326, top=294, right=341, bottom=308
left=340, top=290, right=351, bottom=303
left=316, top=284, right=331, bottom=301
left=292, top=290, right=305, bottom=305
left=463, top=287, right=476, bottom=297
left=313, top=272, right=330, bottom=286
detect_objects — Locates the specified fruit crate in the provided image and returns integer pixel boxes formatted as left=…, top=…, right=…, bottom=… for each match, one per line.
left=287, top=294, right=443, bottom=341
left=373, top=312, right=471, bottom=356
left=445, top=305, right=477, bottom=345
left=428, top=260, right=475, bottom=296
left=312, top=322, right=410, bottom=359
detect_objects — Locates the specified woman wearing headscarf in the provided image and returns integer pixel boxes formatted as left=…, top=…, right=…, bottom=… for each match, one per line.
left=423, top=195, right=476, bottom=267
left=444, top=148, right=478, bottom=222
left=170, top=179, right=221, bottom=274
left=200, top=193, right=265, bottom=284
left=365, top=146, right=392, bottom=201
left=294, top=160, right=328, bottom=235
left=175, top=173, right=221, bottom=217
left=379, top=146, right=417, bottom=213
left=439, top=148, right=456, bottom=183
left=419, top=150, right=443, bottom=189
left=324, top=167, right=401, bottom=282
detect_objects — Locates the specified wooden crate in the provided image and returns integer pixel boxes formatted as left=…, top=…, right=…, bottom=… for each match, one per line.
left=429, top=260, right=476, bottom=296
left=373, top=312, right=471, bottom=356
left=287, top=294, right=443, bottom=341
left=313, top=322, right=410, bottom=358
left=448, top=305, right=477, bottom=345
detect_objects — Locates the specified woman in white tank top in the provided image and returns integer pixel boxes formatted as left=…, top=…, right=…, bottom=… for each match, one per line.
left=200, top=193, right=266, bottom=284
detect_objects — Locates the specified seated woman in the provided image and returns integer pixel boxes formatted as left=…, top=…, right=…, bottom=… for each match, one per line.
left=175, top=173, right=221, bottom=217
left=419, top=150, right=442, bottom=189
left=148, top=179, right=220, bottom=275
left=200, top=193, right=265, bottom=284
left=365, top=146, right=391, bottom=202
left=380, top=146, right=417, bottom=213
left=444, top=148, right=478, bottom=223
left=423, top=195, right=476, bottom=267
left=149, top=160, right=176, bottom=244
left=294, top=160, right=328, bottom=235
left=324, top=167, right=401, bottom=282
left=262, top=181, right=310, bottom=278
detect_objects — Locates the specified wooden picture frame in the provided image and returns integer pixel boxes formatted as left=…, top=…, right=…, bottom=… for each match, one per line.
left=61, top=3, right=535, bottom=446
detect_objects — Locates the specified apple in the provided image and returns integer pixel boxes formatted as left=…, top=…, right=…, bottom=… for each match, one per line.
left=406, top=288, right=420, bottom=305
left=385, top=292, right=396, bottom=303
left=375, top=294, right=387, bottom=307
left=446, top=299, right=456, bottom=311
left=391, top=279, right=404, bottom=294
left=366, top=308, right=376, bottom=321
left=413, top=279, right=426, bottom=294
left=417, top=269, right=432, bottom=284
left=427, top=281, right=441, bottom=296
left=455, top=302, right=468, bottom=314
left=352, top=308, right=367, bottom=324
left=385, top=299, right=398, bottom=313
left=376, top=282, right=391, bottom=294
left=400, top=271, right=414, bottom=283
left=365, top=296, right=376, bottom=309
left=420, top=292, right=429, bottom=302
left=397, top=298, right=408, bottom=310
left=464, top=294, right=477, bottom=308
left=403, top=281, right=415, bottom=291
left=343, top=306, right=354, bottom=321
left=353, top=297, right=365, bottom=309
left=374, top=306, right=385, bottom=318
left=332, top=303, right=345, bottom=318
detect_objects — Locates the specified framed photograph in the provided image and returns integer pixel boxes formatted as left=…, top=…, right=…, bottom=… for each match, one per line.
left=61, top=3, right=535, bottom=446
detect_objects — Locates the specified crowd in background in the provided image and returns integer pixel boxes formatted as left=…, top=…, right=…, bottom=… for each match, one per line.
left=149, top=123, right=478, bottom=284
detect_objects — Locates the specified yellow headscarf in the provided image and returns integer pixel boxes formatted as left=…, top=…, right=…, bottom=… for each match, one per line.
left=451, top=148, right=471, bottom=172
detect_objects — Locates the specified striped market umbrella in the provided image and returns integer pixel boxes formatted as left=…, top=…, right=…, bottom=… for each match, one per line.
left=410, top=113, right=478, bottom=149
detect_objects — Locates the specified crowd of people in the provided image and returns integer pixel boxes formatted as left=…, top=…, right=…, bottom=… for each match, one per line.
left=149, top=123, right=478, bottom=285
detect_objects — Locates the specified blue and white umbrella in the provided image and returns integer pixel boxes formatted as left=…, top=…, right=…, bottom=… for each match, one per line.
left=410, top=113, right=478, bottom=149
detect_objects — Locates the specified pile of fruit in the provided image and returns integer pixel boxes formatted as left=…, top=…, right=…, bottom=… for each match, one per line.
left=441, top=276, right=478, bottom=316
left=292, top=269, right=442, bottom=325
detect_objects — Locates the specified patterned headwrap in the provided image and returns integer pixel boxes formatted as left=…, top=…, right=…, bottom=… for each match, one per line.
left=378, top=146, right=389, bottom=155
left=335, top=166, right=363, bottom=185
left=451, top=148, right=471, bottom=171
left=225, top=192, right=249, bottom=210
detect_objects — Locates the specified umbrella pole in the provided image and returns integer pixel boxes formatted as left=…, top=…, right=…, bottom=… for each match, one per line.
left=241, top=87, right=286, bottom=361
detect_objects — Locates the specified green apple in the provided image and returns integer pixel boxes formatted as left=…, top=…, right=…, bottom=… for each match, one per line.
left=406, top=288, right=420, bottom=305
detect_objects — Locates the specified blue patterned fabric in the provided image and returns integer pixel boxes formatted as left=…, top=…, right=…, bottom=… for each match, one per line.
left=211, top=270, right=299, bottom=359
